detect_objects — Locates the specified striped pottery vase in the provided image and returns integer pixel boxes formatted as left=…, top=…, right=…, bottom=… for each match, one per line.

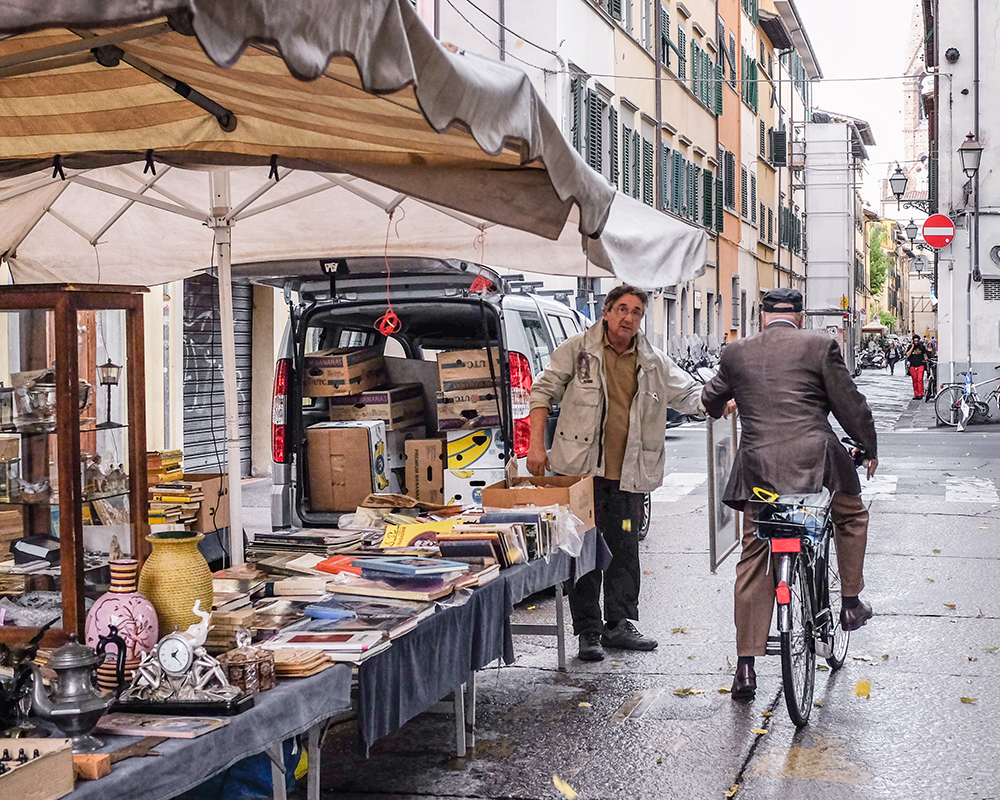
left=137, top=531, right=213, bottom=636
left=85, top=559, right=158, bottom=689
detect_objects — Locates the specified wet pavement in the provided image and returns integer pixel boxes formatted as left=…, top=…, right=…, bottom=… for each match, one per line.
left=255, top=369, right=1000, bottom=800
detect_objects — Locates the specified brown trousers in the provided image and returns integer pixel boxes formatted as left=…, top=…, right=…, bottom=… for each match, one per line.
left=735, top=492, right=868, bottom=656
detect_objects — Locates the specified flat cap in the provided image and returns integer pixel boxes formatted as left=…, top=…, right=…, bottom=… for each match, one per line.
left=762, top=287, right=803, bottom=313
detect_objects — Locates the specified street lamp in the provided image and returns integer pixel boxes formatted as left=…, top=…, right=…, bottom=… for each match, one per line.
left=914, top=257, right=925, bottom=276
left=905, top=218, right=919, bottom=242
left=889, top=165, right=908, bottom=210
left=96, top=358, right=121, bottom=429
left=958, top=133, right=984, bottom=178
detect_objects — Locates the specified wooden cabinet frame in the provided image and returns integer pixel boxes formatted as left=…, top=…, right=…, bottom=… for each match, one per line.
left=0, top=284, right=148, bottom=645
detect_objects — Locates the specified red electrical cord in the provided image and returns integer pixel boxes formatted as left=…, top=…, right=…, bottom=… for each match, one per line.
left=375, top=209, right=404, bottom=335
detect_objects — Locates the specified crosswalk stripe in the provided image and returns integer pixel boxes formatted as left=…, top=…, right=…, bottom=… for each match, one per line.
left=944, top=477, right=999, bottom=503
left=651, top=472, right=705, bottom=503
left=863, top=475, right=898, bottom=496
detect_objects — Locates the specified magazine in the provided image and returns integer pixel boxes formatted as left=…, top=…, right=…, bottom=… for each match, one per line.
left=95, top=713, right=228, bottom=739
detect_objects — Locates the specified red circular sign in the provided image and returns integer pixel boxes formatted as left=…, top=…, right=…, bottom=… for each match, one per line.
left=922, top=214, right=956, bottom=249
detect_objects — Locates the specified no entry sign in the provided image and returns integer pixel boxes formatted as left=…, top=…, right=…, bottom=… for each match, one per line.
left=922, top=214, right=956, bottom=249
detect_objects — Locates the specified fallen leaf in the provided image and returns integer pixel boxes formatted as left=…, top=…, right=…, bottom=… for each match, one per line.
left=761, top=711, right=773, bottom=717
left=814, top=701, right=823, bottom=707
left=933, top=549, right=941, bottom=553
left=527, top=605, right=536, bottom=611
left=980, top=526, right=988, bottom=530
left=643, top=570, right=653, bottom=575
left=671, top=627, right=689, bottom=634
left=750, top=728, right=768, bottom=735
left=578, top=702, right=592, bottom=708
left=553, top=775, right=578, bottom=800
left=612, top=661, right=623, bottom=666
left=656, top=757, right=662, bottom=765
left=882, top=654, right=890, bottom=660
left=725, top=784, right=740, bottom=799
left=673, top=687, right=705, bottom=696
left=927, top=578, right=936, bottom=583
left=969, top=657, right=978, bottom=662
left=718, top=687, right=732, bottom=694
left=687, top=655, right=697, bottom=660
left=985, top=647, right=998, bottom=654
left=943, top=472, right=954, bottom=476
left=944, top=603, right=957, bottom=609
left=853, top=655, right=871, bottom=662
left=855, top=678, right=871, bottom=699
left=817, top=664, right=830, bottom=671
left=960, top=697, right=978, bottom=704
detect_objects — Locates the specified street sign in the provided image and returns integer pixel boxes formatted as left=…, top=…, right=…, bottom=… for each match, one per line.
left=922, top=214, right=956, bottom=249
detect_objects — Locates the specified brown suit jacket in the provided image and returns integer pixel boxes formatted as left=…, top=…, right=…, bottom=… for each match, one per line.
left=701, top=323, right=877, bottom=509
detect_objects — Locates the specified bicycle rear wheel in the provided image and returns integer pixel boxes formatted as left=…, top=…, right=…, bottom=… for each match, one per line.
left=825, top=536, right=850, bottom=669
left=934, top=385, right=964, bottom=427
left=780, top=556, right=816, bottom=727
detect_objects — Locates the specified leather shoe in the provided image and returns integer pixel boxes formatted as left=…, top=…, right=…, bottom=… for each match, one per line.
left=840, top=599, right=874, bottom=631
left=731, top=664, right=756, bottom=700
left=578, top=632, right=605, bottom=662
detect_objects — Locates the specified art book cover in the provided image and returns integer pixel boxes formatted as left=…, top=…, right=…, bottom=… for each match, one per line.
left=361, top=555, right=470, bottom=576
left=95, top=713, right=228, bottom=739
left=323, top=572, right=455, bottom=602
left=262, top=629, right=385, bottom=651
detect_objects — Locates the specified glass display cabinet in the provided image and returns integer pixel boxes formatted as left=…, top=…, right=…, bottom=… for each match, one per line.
left=0, top=284, right=149, bottom=645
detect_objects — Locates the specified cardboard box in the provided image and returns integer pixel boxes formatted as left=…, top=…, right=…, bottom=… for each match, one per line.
left=437, top=349, right=502, bottom=393
left=386, top=424, right=425, bottom=494
left=444, top=467, right=506, bottom=508
left=0, top=737, right=74, bottom=800
left=480, top=475, right=595, bottom=530
left=183, top=472, right=230, bottom=533
left=0, top=434, right=19, bottom=461
left=302, top=347, right=386, bottom=397
left=446, top=428, right=507, bottom=470
left=404, top=438, right=445, bottom=505
left=306, top=421, right=388, bottom=512
left=328, top=383, right=424, bottom=429
left=436, top=390, right=502, bottom=431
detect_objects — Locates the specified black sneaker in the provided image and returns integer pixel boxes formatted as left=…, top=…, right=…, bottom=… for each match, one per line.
left=578, top=632, right=605, bottom=661
left=601, top=621, right=658, bottom=651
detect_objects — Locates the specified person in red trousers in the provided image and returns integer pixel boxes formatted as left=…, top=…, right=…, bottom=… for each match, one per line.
left=905, top=334, right=929, bottom=399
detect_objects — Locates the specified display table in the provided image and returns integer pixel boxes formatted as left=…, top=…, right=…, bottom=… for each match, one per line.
left=63, top=661, right=352, bottom=800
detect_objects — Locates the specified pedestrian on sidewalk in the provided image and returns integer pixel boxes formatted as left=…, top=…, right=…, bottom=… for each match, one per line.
left=886, top=341, right=901, bottom=375
left=906, top=334, right=929, bottom=399
left=700, top=287, right=878, bottom=700
left=526, top=285, right=706, bottom=663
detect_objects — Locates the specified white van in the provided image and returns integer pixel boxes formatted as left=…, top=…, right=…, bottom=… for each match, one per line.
left=234, top=257, right=591, bottom=531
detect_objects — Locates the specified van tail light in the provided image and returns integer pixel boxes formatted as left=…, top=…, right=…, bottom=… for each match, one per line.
left=509, top=351, right=533, bottom=458
left=271, top=358, right=290, bottom=464
left=775, top=580, right=791, bottom=605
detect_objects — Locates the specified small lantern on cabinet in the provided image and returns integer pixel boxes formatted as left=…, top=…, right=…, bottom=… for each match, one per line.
left=96, top=359, right=122, bottom=429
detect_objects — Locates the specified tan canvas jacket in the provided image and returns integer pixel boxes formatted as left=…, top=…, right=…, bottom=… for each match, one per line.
left=529, top=321, right=704, bottom=493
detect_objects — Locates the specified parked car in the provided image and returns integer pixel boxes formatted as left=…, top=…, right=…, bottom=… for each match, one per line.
left=235, top=257, right=592, bottom=530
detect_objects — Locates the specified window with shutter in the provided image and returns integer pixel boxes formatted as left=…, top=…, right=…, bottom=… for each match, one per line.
left=677, top=27, right=687, bottom=80
left=642, top=137, right=654, bottom=206
left=660, top=8, right=671, bottom=67
left=609, top=0, right=622, bottom=22
left=692, top=165, right=701, bottom=222
left=609, top=107, right=619, bottom=188
left=740, top=165, right=748, bottom=218
left=703, top=169, right=714, bottom=228
left=750, top=59, right=758, bottom=112
left=760, top=40, right=765, bottom=68
left=660, top=143, right=670, bottom=208
left=770, top=129, right=787, bottom=166
left=585, top=90, right=604, bottom=174
left=724, top=151, right=736, bottom=209
left=767, top=207, right=773, bottom=243
left=715, top=63, right=724, bottom=115
left=672, top=151, right=684, bottom=214
left=729, top=33, right=737, bottom=87
left=731, top=276, right=740, bottom=329
left=750, top=175, right=756, bottom=223
left=692, top=40, right=700, bottom=97
left=759, top=120, right=766, bottom=158
left=717, top=17, right=726, bottom=63
left=622, top=124, right=632, bottom=193
left=715, top=177, right=724, bottom=230
left=570, top=75, right=584, bottom=154
left=632, top=129, right=641, bottom=199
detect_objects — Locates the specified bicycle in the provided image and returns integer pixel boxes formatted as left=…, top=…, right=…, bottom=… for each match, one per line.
left=747, top=438, right=868, bottom=726
left=933, top=367, right=1000, bottom=427
left=922, top=357, right=937, bottom=403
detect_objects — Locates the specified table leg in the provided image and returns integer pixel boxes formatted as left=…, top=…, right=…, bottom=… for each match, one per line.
left=465, top=671, right=477, bottom=752
left=264, top=742, right=288, bottom=800
left=453, top=683, right=467, bottom=757
left=555, top=580, right=567, bottom=671
left=307, top=724, right=321, bottom=800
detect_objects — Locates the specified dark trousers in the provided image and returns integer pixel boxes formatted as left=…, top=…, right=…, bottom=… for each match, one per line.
left=567, top=477, right=646, bottom=635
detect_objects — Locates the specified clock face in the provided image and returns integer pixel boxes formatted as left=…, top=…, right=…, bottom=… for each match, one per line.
left=157, top=634, right=194, bottom=677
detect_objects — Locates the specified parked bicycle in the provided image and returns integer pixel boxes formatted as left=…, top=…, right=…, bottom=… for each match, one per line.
left=923, top=356, right=937, bottom=403
left=747, top=437, right=869, bottom=726
left=934, top=367, right=1000, bottom=427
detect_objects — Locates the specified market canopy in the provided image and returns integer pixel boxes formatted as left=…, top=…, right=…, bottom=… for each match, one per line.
left=0, top=0, right=707, bottom=289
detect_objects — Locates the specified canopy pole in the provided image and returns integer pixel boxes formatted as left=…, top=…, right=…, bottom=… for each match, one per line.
left=209, top=170, right=244, bottom=565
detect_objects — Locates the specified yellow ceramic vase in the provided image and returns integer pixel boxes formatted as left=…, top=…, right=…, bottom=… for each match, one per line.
left=137, top=531, right=213, bottom=635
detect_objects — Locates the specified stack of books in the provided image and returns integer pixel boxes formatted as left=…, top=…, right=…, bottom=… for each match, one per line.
left=437, top=521, right=530, bottom=568
left=261, top=629, right=391, bottom=664
left=147, top=450, right=183, bottom=485
left=149, top=480, right=205, bottom=528
left=246, top=529, right=365, bottom=561
left=272, top=649, right=335, bottom=678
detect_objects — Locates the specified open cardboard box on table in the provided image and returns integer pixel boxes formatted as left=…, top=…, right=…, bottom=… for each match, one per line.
left=480, top=475, right=595, bottom=529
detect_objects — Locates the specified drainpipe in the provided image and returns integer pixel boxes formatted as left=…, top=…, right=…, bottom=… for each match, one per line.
left=968, top=0, right=979, bottom=369
left=498, top=0, right=505, bottom=61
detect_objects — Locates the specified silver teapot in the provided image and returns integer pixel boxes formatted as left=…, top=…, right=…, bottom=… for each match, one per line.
left=30, top=632, right=124, bottom=752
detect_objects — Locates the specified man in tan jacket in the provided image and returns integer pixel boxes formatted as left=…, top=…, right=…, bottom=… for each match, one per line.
left=701, top=287, right=878, bottom=699
left=527, top=285, right=705, bottom=662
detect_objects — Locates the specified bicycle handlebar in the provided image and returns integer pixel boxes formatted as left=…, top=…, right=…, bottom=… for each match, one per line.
left=840, top=437, right=871, bottom=468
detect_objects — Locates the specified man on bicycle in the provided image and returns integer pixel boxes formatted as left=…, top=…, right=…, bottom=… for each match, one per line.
left=701, top=288, right=879, bottom=700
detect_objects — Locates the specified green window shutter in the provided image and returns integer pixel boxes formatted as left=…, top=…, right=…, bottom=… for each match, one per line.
left=715, top=63, right=723, bottom=115
left=750, top=174, right=756, bottom=224
left=692, top=165, right=701, bottom=222
left=703, top=169, right=714, bottom=228
left=751, top=60, right=758, bottom=112
left=759, top=120, right=766, bottom=157
left=571, top=75, right=583, bottom=153
left=692, top=40, right=699, bottom=96
left=632, top=130, right=641, bottom=199
left=704, top=52, right=713, bottom=106
left=715, top=177, right=724, bottom=231
left=622, top=125, right=632, bottom=193
left=740, top=165, right=748, bottom=218
left=660, top=8, right=670, bottom=67
left=678, top=27, right=687, bottom=80
left=586, top=90, right=604, bottom=173
left=610, top=0, right=622, bottom=21
left=724, top=151, right=735, bottom=209
left=660, top=144, right=671, bottom=208
left=609, top=107, right=620, bottom=188
left=672, top=151, right=683, bottom=214
left=642, top=137, right=654, bottom=206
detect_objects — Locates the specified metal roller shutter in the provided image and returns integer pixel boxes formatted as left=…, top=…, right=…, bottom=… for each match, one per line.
left=182, top=274, right=253, bottom=477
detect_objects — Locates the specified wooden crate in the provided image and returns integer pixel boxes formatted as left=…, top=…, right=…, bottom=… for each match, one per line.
left=0, top=738, right=74, bottom=800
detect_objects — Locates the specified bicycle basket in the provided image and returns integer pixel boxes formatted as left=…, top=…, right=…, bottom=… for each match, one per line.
left=749, top=488, right=831, bottom=541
